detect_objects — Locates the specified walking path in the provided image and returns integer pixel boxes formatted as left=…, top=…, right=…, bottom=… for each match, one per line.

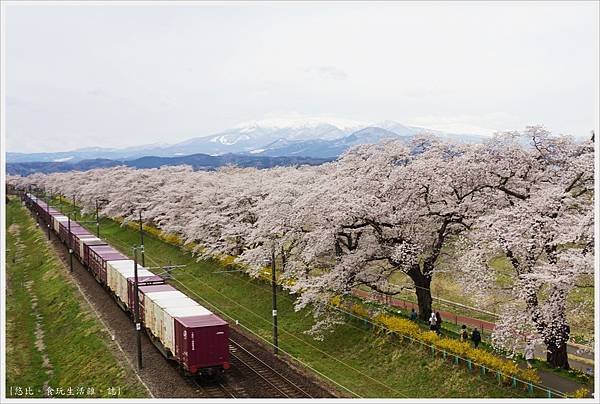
left=353, top=289, right=595, bottom=387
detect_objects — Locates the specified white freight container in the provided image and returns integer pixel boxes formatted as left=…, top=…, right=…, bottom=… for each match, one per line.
left=53, top=215, right=69, bottom=232
left=107, top=259, right=156, bottom=307
left=153, top=297, right=198, bottom=344
left=78, top=237, right=101, bottom=258
left=140, top=290, right=178, bottom=323
left=117, top=269, right=155, bottom=308
left=106, top=260, right=135, bottom=297
left=162, top=305, right=212, bottom=353
left=143, top=291, right=187, bottom=333
left=145, top=293, right=194, bottom=340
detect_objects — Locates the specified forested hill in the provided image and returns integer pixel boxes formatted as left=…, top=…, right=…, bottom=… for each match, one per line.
left=6, top=153, right=335, bottom=176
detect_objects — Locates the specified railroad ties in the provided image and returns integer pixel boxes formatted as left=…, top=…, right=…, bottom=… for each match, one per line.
left=187, top=376, right=240, bottom=399
left=228, top=339, right=313, bottom=398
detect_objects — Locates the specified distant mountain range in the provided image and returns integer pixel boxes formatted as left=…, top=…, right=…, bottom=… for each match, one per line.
left=7, top=117, right=489, bottom=164
left=6, top=153, right=334, bottom=176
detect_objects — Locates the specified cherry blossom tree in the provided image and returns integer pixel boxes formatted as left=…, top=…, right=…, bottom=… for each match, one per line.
left=8, top=126, right=594, bottom=357
left=455, top=127, right=594, bottom=368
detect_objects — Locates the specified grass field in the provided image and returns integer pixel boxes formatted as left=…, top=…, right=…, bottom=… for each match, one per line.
left=5, top=198, right=149, bottom=398
left=51, top=200, right=534, bottom=398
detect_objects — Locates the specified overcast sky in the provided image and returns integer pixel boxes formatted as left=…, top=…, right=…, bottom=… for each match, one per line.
left=4, top=1, right=598, bottom=152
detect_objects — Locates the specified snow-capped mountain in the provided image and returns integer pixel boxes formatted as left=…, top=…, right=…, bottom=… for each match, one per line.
left=6, top=117, right=488, bottom=163
left=253, top=126, right=410, bottom=158
left=234, top=116, right=368, bottom=138
left=171, top=116, right=370, bottom=155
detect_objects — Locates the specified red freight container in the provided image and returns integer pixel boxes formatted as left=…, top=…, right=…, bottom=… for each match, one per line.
left=86, top=245, right=128, bottom=284
left=174, top=314, right=229, bottom=375
left=135, top=284, right=175, bottom=321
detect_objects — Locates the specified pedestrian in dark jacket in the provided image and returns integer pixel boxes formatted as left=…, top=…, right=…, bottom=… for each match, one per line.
left=435, top=311, right=442, bottom=334
left=471, top=328, right=481, bottom=348
left=460, top=325, right=469, bottom=342
left=409, top=308, right=417, bottom=321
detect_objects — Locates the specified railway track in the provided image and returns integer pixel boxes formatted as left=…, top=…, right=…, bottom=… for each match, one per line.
left=229, top=339, right=314, bottom=398
left=187, top=375, right=239, bottom=398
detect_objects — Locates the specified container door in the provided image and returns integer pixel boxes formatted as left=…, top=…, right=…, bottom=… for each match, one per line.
left=198, top=325, right=228, bottom=366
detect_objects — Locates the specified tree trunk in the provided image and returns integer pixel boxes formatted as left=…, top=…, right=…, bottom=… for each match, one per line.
left=409, top=268, right=432, bottom=321
left=545, top=324, right=571, bottom=370
left=546, top=341, right=570, bottom=370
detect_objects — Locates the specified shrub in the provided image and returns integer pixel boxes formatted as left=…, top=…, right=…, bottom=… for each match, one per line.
left=569, top=387, right=589, bottom=398
left=373, top=313, right=540, bottom=383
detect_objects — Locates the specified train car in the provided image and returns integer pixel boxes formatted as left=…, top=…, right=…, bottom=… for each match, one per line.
left=63, top=224, right=92, bottom=246
left=46, top=207, right=62, bottom=222
left=139, top=288, right=229, bottom=375
left=174, top=313, right=229, bottom=375
left=30, top=197, right=45, bottom=219
left=79, top=238, right=107, bottom=260
left=134, top=284, right=176, bottom=321
left=143, top=291, right=191, bottom=337
left=39, top=202, right=59, bottom=224
left=23, top=192, right=230, bottom=377
left=105, top=260, right=163, bottom=310
left=152, top=296, right=200, bottom=346
left=85, top=245, right=129, bottom=284
left=163, top=305, right=212, bottom=354
left=52, top=215, right=69, bottom=234
left=73, top=236, right=105, bottom=260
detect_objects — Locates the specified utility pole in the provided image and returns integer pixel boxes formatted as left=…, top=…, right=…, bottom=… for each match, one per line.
left=271, top=246, right=279, bottom=355
left=133, top=247, right=143, bottom=369
left=95, top=198, right=108, bottom=237
left=72, top=194, right=77, bottom=220
left=68, top=213, right=73, bottom=272
left=95, top=199, right=100, bottom=237
left=44, top=189, right=51, bottom=240
left=139, top=209, right=145, bottom=267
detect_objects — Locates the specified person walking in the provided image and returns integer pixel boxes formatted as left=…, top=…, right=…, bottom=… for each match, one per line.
left=460, top=325, right=469, bottom=342
left=524, top=341, right=535, bottom=368
left=435, top=311, right=442, bottom=334
left=471, top=328, right=481, bottom=348
left=429, top=311, right=437, bottom=331
left=409, top=308, right=417, bottom=321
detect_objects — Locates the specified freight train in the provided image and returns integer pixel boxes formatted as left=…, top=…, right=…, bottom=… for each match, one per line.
left=23, top=193, right=230, bottom=377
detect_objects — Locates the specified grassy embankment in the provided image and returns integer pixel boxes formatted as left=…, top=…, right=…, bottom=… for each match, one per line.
left=5, top=198, right=149, bottom=398
left=56, top=200, right=532, bottom=398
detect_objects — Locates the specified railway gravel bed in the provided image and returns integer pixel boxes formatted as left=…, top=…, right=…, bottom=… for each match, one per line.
left=32, top=207, right=337, bottom=398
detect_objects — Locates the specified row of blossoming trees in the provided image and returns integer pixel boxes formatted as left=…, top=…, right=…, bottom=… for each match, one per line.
left=9, top=126, right=594, bottom=369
